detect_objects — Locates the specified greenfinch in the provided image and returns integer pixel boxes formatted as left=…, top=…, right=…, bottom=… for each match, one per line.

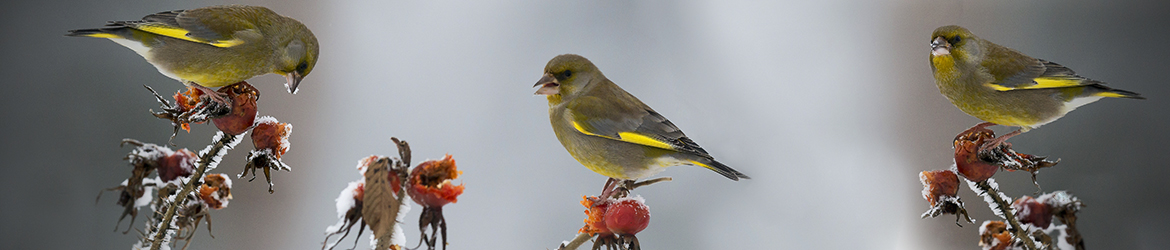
left=534, top=54, right=749, bottom=181
left=929, top=25, right=1143, bottom=148
left=67, top=5, right=319, bottom=101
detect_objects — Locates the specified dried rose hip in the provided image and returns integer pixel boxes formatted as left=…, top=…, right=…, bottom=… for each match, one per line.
left=212, top=82, right=259, bottom=135
left=579, top=196, right=613, bottom=236
left=920, top=169, right=960, bottom=207
left=406, top=155, right=464, bottom=208
left=979, top=221, right=1011, bottom=250
left=1012, top=196, right=1052, bottom=229
left=251, top=117, right=292, bottom=158
left=954, top=128, right=998, bottom=182
left=198, top=173, right=233, bottom=209
left=158, top=148, right=196, bottom=182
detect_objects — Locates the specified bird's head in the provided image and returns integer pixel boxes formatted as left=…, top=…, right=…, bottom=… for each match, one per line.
left=534, top=54, right=601, bottom=102
left=930, top=25, right=982, bottom=64
left=277, top=23, right=319, bottom=94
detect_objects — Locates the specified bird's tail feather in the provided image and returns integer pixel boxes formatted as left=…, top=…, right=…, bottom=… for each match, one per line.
left=1089, top=84, right=1144, bottom=100
left=692, top=159, right=750, bottom=181
left=66, top=27, right=130, bottom=39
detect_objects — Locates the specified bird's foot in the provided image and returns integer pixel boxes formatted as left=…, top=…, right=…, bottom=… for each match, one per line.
left=978, top=130, right=1020, bottom=153
left=591, top=178, right=625, bottom=206
left=590, top=177, right=671, bottom=207
left=191, top=84, right=231, bottom=106
left=956, top=122, right=997, bottom=141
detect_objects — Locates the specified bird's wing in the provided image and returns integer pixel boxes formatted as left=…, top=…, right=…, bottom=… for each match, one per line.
left=565, top=94, right=712, bottom=158
left=983, top=49, right=1099, bottom=91
left=112, top=7, right=258, bottom=48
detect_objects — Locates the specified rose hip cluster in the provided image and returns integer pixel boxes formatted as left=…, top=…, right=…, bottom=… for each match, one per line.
left=106, top=139, right=233, bottom=249
left=109, top=81, right=302, bottom=249
left=919, top=126, right=1085, bottom=250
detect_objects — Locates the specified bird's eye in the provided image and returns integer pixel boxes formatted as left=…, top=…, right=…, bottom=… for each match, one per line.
left=949, top=35, right=962, bottom=44
left=558, top=70, right=573, bottom=79
left=296, top=62, right=308, bottom=73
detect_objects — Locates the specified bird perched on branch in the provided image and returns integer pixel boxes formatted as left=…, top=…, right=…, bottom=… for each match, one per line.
left=534, top=54, right=749, bottom=182
left=67, top=5, right=319, bottom=103
left=929, top=25, right=1143, bottom=150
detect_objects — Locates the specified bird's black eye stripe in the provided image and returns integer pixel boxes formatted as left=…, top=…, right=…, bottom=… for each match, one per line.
left=558, top=70, right=573, bottom=79
left=296, top=62, right=308, bottom=72
left=949, top=35, right=962, bottom=44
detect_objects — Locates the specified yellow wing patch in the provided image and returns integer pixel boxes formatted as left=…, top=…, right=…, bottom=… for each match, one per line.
left=616, top=132, right=674, bottom=150
left=687, top=160, right=719, bottom=171
left=134, top=24, right=243, bottom=48
left=1093, top=92, right=1129, bottom=98
left=572, top=121, right=675, bottom=150
left=987, top=77, right=1083, bottom=91
left=80, top=33, right=121, bottom=39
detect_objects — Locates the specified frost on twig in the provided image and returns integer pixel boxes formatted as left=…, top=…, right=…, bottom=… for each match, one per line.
left=919, top=125, right=1086, bottom=250
left=103, top=82, right=295, bottom=250
left=970, top=179, right=1039, bottom=250
left=145, top=132, right=239, bottom=250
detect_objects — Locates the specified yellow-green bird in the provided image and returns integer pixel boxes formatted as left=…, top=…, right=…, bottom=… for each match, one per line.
left=67, top=5, right=319, bottom=101
left=534, top=54, right=749, bottom=181
left=929, top=25, right=1143, bottom=148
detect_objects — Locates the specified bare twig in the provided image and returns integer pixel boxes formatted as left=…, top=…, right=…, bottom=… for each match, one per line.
left=626, top=177, right=672, bottom=190
left=149, top=133, right=237, bottom=250
left=557, top=233, right=594, bottom=250
left=972, top=180, right=1038, bottom=250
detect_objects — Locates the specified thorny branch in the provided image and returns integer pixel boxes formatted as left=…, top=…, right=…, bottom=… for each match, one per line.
left=149, top=133, right=237, bottom=250
left=971, top=180, right=1038, bottom=250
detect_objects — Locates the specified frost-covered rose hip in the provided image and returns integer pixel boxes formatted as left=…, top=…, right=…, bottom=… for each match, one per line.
left=158, top=148, right=196, bottom=182
left=920, top=169, right=959, bottom=207
left=198, top=173, right=233, bottom=209
left=1012, top=196, right=1052, bottom=229
left=251, top=117, right=291, bottom=158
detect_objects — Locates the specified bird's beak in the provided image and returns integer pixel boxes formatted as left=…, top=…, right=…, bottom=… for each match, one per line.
left=533, top=73, right=559, bottom=95
left=931, top=37, right=951, bottom=56
left=284, top=72, right=303, bottom=94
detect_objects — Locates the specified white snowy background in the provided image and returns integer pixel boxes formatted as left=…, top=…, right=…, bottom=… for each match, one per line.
left=1, top=0, right=1167, bottom=249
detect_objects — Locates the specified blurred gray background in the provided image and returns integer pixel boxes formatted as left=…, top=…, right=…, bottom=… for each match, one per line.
left=2, top=0, right=1167, bottom=249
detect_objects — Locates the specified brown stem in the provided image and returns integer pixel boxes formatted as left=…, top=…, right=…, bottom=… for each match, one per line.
left=557, top=233, right=594, bottom=250
left=973, top=180, right=1038, bottom=250
left=148, top=133, right=237, bottom=250
left=627, top=177, right=672, bottom=190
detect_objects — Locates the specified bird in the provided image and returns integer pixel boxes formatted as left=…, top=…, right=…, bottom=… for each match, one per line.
left=929, top=25, right=1143, bottom=150
left=534, top=54, right=749, bottom=184
left=67, top=5, right=319, bottom=103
